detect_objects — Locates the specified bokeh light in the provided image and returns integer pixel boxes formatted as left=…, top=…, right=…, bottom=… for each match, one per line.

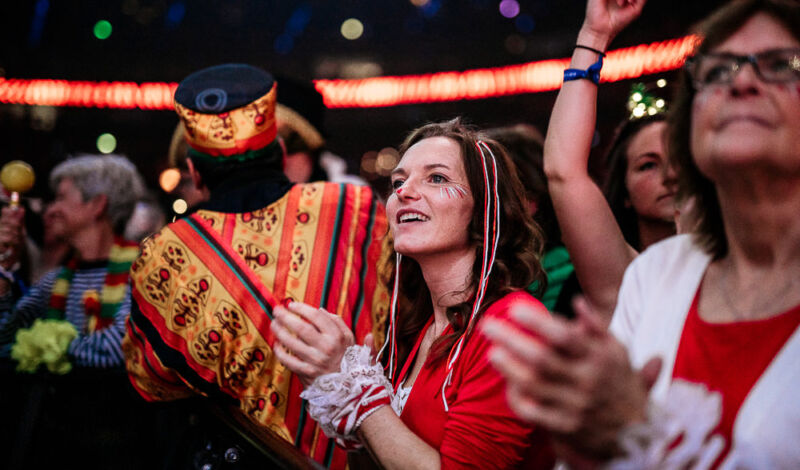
left=96, top=133, right=117, bottom=154
left=498, top=0, right=520, bottom=19
left=286, top=5, right=312, bottom=35
left=419, top=0, right=441, bottom=18
left=410, top=0, right=430, bottom=6
left=172, top=198, right=188, bottom=215
left=93, top=20, right=112, bottom=40
left=165, top=2, right=186, bottom=29
left=361, top=151, right=378, bottom=179
left=514, top=14, right=535, bottom=33
left=159, top=168, right=181, bottom=193
left=341, top=18, right=364, bottom=40
left=274, top=34, right=294, bottom=54
left=656, top=78, right=668, bottom=88
left=376, top=148, right=399, bottom=176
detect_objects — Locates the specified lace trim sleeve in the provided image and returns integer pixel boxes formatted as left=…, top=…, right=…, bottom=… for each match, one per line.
left=300, top=345, right=394, bottom=447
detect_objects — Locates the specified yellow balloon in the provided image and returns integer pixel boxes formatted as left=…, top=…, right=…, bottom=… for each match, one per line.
left=0, top=160, right=35, bottom=194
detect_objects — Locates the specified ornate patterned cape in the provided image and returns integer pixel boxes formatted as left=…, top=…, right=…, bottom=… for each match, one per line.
left=122, top=182, right=390, bottom=469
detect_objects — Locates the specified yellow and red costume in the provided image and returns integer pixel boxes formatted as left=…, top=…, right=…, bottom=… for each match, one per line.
left=122, top=64, right=390, bottom=469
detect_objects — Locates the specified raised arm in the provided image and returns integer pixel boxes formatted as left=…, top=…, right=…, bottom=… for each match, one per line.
left=544, top=0, right=645, bottom=324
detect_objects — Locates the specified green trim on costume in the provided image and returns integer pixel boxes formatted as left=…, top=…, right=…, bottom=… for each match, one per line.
left=187, top=140, right=281, bottom=164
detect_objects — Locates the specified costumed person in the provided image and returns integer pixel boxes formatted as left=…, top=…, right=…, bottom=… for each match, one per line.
left=485, top=124, right=581, bottom=319
left=122, top=64, right=390, bottom=469
left=484, top=0, right=800, bottom=467
left=0, top=154, right=144, bottom=370
left=271, top=118, right=555, bottom=469
left=276, top=74, right=367, bottom=186
left=535, top=0, right=677, bottom=323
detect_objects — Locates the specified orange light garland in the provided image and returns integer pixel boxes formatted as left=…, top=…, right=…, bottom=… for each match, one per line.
left=0, top=35, right=698, bottom=110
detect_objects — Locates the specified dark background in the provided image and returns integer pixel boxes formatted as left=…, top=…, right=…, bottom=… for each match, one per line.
left=1, top=0, right=727, bottom=203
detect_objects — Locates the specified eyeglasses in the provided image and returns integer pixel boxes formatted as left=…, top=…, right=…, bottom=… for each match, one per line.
left=685, top=48, right=800, bottom=90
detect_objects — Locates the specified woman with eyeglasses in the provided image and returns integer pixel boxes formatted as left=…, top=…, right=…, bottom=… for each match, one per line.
left=483, top=0, right=800, bottom=467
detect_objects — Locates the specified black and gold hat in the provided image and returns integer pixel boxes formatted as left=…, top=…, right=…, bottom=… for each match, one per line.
left=174, top=64, right=278, bottom=162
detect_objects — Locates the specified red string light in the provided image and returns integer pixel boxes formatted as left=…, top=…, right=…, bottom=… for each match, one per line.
left=317, top=35, right=700, bottom=108
left=0, top=79, right=178, bottom=109
left=0, top=35, right=698, bottom=110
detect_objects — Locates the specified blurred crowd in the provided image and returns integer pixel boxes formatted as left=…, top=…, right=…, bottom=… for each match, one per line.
left=2, top=0, right=799, bottom=468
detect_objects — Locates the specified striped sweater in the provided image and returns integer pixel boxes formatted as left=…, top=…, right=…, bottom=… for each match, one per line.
left=0, top=260, right=130, bottom=368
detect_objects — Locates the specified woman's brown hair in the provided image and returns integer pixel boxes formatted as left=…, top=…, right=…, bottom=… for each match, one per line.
left=667, top=0, right=800, bottom=259
left=390, top=117, right=546, bottom=372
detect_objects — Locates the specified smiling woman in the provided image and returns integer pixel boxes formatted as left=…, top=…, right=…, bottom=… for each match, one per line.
left=1, top=154, right=145, bottom=369
left=270, top=118, right=554, bottom=469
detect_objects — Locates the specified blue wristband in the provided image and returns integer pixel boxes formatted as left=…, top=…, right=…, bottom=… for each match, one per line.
left=563, top=56, right=604, bottom=85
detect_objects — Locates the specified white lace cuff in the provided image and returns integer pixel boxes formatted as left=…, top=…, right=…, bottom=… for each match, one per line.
left=300, top=345, right=394, bottom=446
left=606, top=380, right=725, bottom=470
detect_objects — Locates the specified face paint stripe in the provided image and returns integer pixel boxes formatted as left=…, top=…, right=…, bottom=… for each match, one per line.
left=437, top=184, right=468, bottom=200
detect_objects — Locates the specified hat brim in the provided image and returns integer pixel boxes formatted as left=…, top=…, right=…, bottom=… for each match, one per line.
left=276, top=103, right=325, bottom=151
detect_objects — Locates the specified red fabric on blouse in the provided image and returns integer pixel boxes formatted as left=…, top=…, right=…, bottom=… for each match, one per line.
left=672, top=287, right=800, bottom=467
left=398, top=291, right=554, bottom=469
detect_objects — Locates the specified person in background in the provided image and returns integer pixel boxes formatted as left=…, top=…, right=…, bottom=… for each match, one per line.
left=166, top=121, right=212, bottom=212
left=539, top=19, right=677, bottom=322
left=0, top=203, right=32, bottom=303
left=272, top=118, right=555, bottom=469
left=602, top=113, right=675, bottom=251
left=123, top=194, right=166, bottom=242
left=35, top=202, right=72, bottom=280
left=122, top=63, right=390, bottom=470
left=485, top=0, right=800, bottom=467
left=0, top=154, right=144, bottom=368
left=485, top=124, right=581, bottom=318
left=276, top=74, right=367, bottom=186
left=0, top=156, right=180, bottom=470
left=0, top=188, right=53, bottom=300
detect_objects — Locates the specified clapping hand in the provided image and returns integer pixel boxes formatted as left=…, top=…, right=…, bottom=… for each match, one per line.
left=271, top=301, right=356, bottom=387
left=482, top=297, right=660, bottom=461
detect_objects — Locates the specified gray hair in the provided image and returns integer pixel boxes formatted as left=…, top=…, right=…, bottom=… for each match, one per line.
left=49, top=154, right=146, bottom=235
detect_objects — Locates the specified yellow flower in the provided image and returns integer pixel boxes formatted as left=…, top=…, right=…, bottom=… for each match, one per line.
left=11, top=319, right=78, bottom=374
